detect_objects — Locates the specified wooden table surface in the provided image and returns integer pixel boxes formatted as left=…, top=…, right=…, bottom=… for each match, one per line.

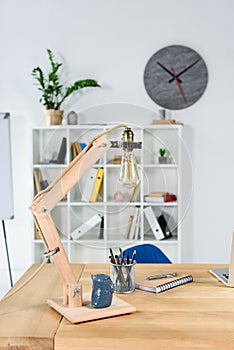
left=1, top=263, right=234, bottom=350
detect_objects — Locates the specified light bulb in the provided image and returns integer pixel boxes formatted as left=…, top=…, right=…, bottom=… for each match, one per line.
left=118, top=127, right=140, bottom=188
left=119, top=149, right=140, bottom=188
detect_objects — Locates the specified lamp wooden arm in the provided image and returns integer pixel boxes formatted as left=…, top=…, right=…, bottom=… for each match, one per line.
left=29, top=124, right=128, bottom=307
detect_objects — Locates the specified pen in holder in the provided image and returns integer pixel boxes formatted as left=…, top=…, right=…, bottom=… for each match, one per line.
left=110, top=259, right=136, bottom=294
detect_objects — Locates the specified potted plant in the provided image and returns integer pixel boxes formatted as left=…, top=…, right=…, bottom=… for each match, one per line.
left=32, top=49, right=100, bottom=125
left=158, top=148, right=167, bottom=164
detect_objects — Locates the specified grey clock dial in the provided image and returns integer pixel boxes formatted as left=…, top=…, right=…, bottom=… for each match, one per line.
left=144, top=45, right=208, bottom=110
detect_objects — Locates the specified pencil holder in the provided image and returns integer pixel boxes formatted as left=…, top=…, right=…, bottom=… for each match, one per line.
left=110, top=260, right=136, bottom=294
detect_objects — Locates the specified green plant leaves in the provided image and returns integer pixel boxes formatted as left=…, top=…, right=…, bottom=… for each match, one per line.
left=159, top=148, right=166, bottom=157
left=31, top=49, right=100, bottom=110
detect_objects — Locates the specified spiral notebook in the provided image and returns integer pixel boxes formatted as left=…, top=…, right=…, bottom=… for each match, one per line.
left=135, top=275, right=193, bottom=293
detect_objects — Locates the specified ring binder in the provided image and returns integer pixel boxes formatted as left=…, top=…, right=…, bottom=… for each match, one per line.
left=135, top=275, right=193, bottom=293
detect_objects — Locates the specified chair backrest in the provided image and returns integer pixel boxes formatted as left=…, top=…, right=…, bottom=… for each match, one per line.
left=123, top=244, right=171, bottom=264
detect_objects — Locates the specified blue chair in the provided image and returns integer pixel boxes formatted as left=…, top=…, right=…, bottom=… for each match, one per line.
left=122, top=244, right=171, bottom=264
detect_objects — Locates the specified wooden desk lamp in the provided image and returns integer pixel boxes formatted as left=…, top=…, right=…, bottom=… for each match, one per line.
left=29, top=124, right=141, bottom=323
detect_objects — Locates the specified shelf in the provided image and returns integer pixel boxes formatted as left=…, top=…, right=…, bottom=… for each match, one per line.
left=33, top=164, right=67, bottom=168
left=143, top=202, right=178, bottom=207
left=32, top=124, right=183, bottom=263
left=34, top=237, right=178, bottom=245
left=143, top=164, right=178, bottom=168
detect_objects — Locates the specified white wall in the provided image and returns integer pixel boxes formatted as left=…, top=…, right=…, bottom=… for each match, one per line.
left=1, top=0, right=234, bottom=296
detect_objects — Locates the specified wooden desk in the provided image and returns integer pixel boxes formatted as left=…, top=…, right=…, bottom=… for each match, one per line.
left=0, top=264, right=234, bottom=350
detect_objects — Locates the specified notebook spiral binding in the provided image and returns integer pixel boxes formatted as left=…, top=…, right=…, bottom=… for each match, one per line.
left=155, top=275, right=193, bottom=293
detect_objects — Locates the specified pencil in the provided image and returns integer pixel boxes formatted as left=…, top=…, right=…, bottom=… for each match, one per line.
left=131, top=249, right=136, bottom=264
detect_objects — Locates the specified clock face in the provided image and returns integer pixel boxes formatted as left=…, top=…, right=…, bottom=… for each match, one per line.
left=144, top=45, right=208, bottom=110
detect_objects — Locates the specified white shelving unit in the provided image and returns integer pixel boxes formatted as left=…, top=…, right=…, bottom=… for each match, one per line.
left=32, top=123, right=183, bottom=263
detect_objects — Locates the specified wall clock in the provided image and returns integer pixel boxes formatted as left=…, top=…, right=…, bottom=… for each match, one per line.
left=143, top=45, right=208, bottom=110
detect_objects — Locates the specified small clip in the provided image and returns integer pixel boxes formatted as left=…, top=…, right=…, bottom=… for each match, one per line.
left=73, top=286, right=81, bottom=297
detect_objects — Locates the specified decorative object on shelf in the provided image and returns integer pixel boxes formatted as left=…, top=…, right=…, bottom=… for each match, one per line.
left=43, top=109, right=64, bottom=126
left=91, top=274, right=114, bottom=308
left=31, top=49, right=100, bottom=125
left=29, top=124, right=141, bottom=323
left=158, top=109, right=166, bottom=120
left=50, top=137, right=67, bottom=164
left=158, top=148, right=167, bottom=164
left=67, top=110, right=78, bottom=125
left=144, top=45, right=208, bottom=110
left=113, top=191, right=125, bottom=202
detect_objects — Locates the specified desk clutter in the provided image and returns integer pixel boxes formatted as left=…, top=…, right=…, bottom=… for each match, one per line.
left=48, top=245, right=194, bottom=324
left=109, top=248, right=136, bottom=294
left=48, top=248, right=138, bottom=323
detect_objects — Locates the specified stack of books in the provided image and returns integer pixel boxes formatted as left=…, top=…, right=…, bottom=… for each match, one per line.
left=125, top=206, right=141, bottom=240
left=144, top=192, right=177, bottom=203
left=71, top=141, right=87, bottom=160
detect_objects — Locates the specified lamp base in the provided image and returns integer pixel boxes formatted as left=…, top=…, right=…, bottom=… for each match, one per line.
left=47, top=292, right=136, bottom=324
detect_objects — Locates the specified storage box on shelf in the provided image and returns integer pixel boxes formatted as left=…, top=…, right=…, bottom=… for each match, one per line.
left=32, top=124, right=183, bottom=263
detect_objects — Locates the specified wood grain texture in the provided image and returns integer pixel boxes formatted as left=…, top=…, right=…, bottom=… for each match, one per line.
left=55, top=264, right=234, bottom=350
left=0, top=264, right=84, bottom=350
left=48, top=293, right=136, bottom=324
left=1, top=264, right=234, bottom=350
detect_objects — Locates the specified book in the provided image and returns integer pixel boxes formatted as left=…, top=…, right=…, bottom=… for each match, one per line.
left=99, top=215, right=104, bottom=239
left=151, top=119, right=182, bottom=125
left=144, top=193, right=177, bottom=203
left=128, top=206, right=140, bottom=240
left=71, top=141, right=85, bottom=159
left=124, top=215, right=134, bottom=239
left=33, top=169, right=42, bottom=194
left=146, top=192, right=167, bottom=197
left=81, top=168, right=98, bottom=202
left=89, top=167, right=104, bottom=202
left=112, top=155, right=122, bottom=164
left=135, top=275, right=193, bottom=293
left=70, top=214, right=102, bottom=240
left=143, top=206, right=165, bottom=240
left=144, top=195, right=164, bottom=203
left=130, top=182, right=140, bottom=202
left=133, top=209, right=141, bottom=239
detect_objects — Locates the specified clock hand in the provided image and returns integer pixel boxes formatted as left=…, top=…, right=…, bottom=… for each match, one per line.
left=157, top=62, right=182, bottom=83
left=168, top=58, right=201, bottom=83
left=170, top=66, right=188, bottom=104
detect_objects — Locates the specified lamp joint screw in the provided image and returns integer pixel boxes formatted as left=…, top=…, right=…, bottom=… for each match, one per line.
left=74, top=287, right=80, bottom=297
left=100, top=142, right=108, bottom=148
